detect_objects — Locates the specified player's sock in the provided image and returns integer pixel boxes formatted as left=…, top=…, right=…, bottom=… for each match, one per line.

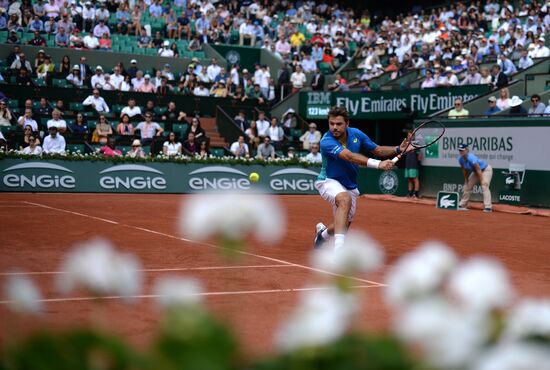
left=334, top=234, right=345, bottom=251
left=321, top=229, right=330, bottom=240
left=414, top=191, right=419, bottom=197
left=408, top=190, right=413, bottom=197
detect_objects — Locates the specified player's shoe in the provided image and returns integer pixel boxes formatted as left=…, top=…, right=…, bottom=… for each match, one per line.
left=314, top=222, right=327, bottom=249
left=483, top=208, right=493, bottom=213
left=458, top=207, right=469, bottom=211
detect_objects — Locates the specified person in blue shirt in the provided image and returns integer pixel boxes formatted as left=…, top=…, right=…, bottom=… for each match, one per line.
left=458, top=144, right=493, bottom=212
left=484, top=96, right=501, bottom=116
left=314, top=106, right=409, bottom=250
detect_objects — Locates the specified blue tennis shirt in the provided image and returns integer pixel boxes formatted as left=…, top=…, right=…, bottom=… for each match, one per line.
left=318, top=127, right=378, bottom=190
left=459, top=152, right=488, bottom=173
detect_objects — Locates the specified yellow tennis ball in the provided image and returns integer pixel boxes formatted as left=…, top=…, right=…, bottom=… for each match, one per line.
left=249, top=172, right=260, bottom=183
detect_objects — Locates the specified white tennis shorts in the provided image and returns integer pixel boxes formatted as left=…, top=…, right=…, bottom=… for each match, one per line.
left=315, top=179, right=360, bottom=222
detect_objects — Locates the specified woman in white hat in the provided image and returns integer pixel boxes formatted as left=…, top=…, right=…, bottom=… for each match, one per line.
left=126, top=139, right=146, bottom=158
left=508, top=96, right=527, bottom=116
left=66, top=64, right=83, bottom=87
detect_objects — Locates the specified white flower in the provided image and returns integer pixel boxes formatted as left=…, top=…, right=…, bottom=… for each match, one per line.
left=448, top=256, right=514, bottom=312
left=385, top=241, right=457, bottom=307
left=275, top=287, right=358, bottom=351
left=179, top=192, right=286, bottom=244
left=502, top=299, right=550, bottom=342
left=311, top=231, right=384, bottom=275
left=472, top=343, right=550, bottom=370
left=153, top=276, right=204, bottom=308
left=395, top=297, right=490, bottom=369
left=4, top=274, right=43, bottom=315
left=57, top=238, right=142, bottom=300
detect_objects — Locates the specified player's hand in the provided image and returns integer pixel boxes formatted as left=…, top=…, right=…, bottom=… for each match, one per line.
left=379, top=160, right=394, bottom=171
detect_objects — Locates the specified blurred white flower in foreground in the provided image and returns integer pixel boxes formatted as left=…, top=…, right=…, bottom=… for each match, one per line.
left=57, top=238, right=142, bottom=300
left=311, top=231, right=384, bottom=274
left=448, top=256, right=514, bottom=312
left=4, top=274, right=43, bottom=315
left=153, top=276, right=204, bottom=309
left=395, top=297, right=490, bottom=369
left=385, top=241, right=457, bottom=307
left=503, top=299, right=550, bottom=342
left=275, top=287, right=358, bottom=352
left=472, top=342, right=550, bottom=370
left=179, top=192, right=286, bottom=244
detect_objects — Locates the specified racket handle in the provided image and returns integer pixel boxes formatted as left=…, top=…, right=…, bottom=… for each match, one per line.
left=391, top=155, right=401, bottom=163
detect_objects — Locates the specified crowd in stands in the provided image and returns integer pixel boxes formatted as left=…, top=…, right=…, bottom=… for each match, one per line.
left=1, top=0, right=550, bottom=159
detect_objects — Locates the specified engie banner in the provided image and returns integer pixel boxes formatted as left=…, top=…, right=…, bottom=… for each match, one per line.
left=300, top=85, right=490, bottom=119
left=0, top=160, right=321, bottom=194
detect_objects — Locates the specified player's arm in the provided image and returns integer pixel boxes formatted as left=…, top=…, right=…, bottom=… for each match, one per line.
left=337, top=148, right=394, bottom=170
left=473, top=163, right=487, bottom=185
left=371, top=137, right=410, bottom=157
left=461, top=166, right=469, bottom=182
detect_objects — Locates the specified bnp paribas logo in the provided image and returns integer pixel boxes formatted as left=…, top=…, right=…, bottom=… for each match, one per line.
left=425, top=138, right=440, bottom=159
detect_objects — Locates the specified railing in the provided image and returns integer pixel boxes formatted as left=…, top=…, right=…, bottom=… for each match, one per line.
left=215, top=106, right=244, bottom=148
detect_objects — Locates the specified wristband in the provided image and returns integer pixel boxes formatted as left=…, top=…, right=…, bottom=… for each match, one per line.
left=367, top=158, right=381, bottom=169
left=395, top=145, right=401, bottom=154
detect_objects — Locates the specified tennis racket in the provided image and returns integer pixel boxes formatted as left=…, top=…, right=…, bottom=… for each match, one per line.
left=391, top=119, right=446, bottom=163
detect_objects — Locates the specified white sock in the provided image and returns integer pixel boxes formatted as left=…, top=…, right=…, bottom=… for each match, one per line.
left=334, top=234, right=345, bottom=251
left=321, top=229, right=330, bottom=240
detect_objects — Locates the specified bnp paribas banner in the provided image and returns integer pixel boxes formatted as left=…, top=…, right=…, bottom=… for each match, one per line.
left=0, top=160, right=321, bottom=194
left=422, top=126, right=550, bottom=171
left=301, top=85, right=490, bottom=119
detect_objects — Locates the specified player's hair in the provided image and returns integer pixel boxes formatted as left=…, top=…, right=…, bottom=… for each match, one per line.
left=328, top=106, right=349, bottom=122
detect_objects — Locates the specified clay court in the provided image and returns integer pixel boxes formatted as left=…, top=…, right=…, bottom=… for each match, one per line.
left=1, top=193, right=549, bottom=357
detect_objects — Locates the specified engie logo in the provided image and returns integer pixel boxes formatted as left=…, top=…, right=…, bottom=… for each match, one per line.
left=188, top=166, right=251, bottom=190
left=99, top=165, right=167, bottom=190
left=269, top=168, right=319, bottom=192
left=2, top=162, right=76, bottom=189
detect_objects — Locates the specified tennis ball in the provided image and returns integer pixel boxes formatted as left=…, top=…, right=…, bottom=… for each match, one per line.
left=249, top=172, right=260, bottom=183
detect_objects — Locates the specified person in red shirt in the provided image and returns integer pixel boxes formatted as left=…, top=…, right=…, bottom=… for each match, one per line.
left=100, top=137, right=122, bottom=157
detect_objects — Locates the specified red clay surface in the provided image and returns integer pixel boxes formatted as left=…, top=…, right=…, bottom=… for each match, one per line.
left=1, top=193, right=550, bottom=358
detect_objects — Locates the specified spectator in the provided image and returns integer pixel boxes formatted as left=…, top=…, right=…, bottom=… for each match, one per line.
left=66, top=65, right=84, bottom=87
left=42, top=126, right=66, bottom=154
left=301, top=54, right=317, bottom=74
left=59, top=55, right=71, bottom=75
left=82, top=1, right=95, bottom=32
left=234, top=110, right=248, bottom=131
left=310, top=67, right=325, bottom=91
left=158, top=40, right=174, bottom=57
left=239, top=18, right=256, bottom=46
left=92, top=115, right=113, bottom=145
left=281, top=109, right=297, bottom=134
left=245, top=120, right=259, bottom=149
left=55, top=27, right=69, bottom=47
left=206, top=58, right=221, bottom=82
left=135, top=112, right=164, bottom=145
left=138, top=74, right=156, bottom=93
left=83, top=32, right=99, bottom=49
left=544, top=100, right=550, bottom=116
left=16, top=68, right=33, bottom=86
left=98, top=32, right=112, bottom=50
left=110, top=66, right=124, bottom=88
left=304, top=142, right=322, bottom=163
left=127, top=139, right=146, bottom=158
left=46, top=109, right=67, bottom=133
left=461, top=66, right=482, bottom=85
left=496, top=88, right=511, bottom=111
left=193, top=82, right=210, bottom=96
left=91, top=66, right=105, bottom=89
left=255, top=111, right=270, bottom=138
left=131, top=70, right=144, bottom=90
left=230, top=135, right=249, bottom=158
left=72, top=113, right=88, bottom=134
left=299, top=123, right=322, bottom=150
left=518, top=49, right=534, bottom=70
left=28, top=16, right=44, bottom=33
left=508, top=96, right=527, bottom=116
left=93, top=19, right=110, bottom=38
left=28, top=31, right=46, bottom=47
left=479, top=67, right=492, bottom=85
left=290, top=65, right=307, bottom=93
left=100, top=137, right=123, bottom=157
left=267, top=117, right=284, bottom=148
left=485, top=96, right=501, bottom=116
left=17, top=109, right=38, bottom=131
left=498, top=54, right=517, bottom=76
left=117, top=114, right=134, bottom=136
left=257, top=136, right=275, bottom=160
left=182, top=132, right=198, bottom=156
left=37, top=98, right=52, bottom=116
left=83, top=89, right=110, bottom=113
left=534, top=37, right=549, bottom=58
left=21, top=134, right=42, bottom=156
left=528, top=94, right=546, bottom=116
left=491, top=64, right=509, bottom=91
left=185, top=117, right=206, bottom=143
left=121, top=98, right=141, bottom=118
left=33, top=49, right=46, bottom=69
left=161, top=102, right=186, bottom=121
left=101, top=74, right=117, bottom=91
left=197, top=140, right=209, bottom=159
left=11, top=53, right=33, bottom=74
left=448, top=98, right=469, bottom=119
left=77, top=57, right=92, bottom=82
left=444, top=67, right=459, bottom=86
left=163, top=132, right=183, bottom=156
left=421, top=70, right=436, bottom=89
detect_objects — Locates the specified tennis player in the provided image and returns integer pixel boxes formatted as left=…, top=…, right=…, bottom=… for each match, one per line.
left=314, top=106, right=409, bottom=250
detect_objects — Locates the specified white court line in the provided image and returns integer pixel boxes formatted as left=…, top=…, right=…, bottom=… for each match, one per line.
left=0, top=264, right=292, bottom=276
left=22, top=201, right=385, bottom=287
left=0, top=284, right=380, bottom=304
